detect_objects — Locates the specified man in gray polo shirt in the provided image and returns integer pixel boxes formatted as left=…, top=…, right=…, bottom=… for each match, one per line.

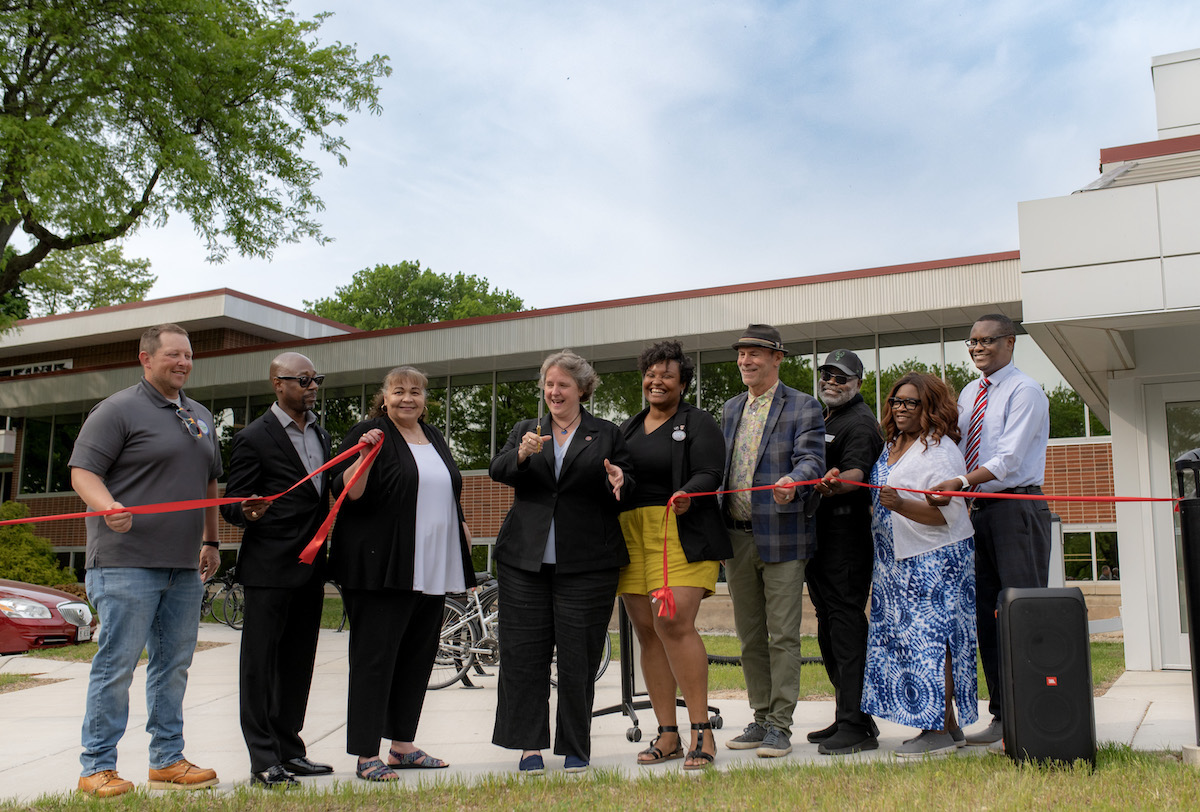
left=70, top=324, right=223, bottom=797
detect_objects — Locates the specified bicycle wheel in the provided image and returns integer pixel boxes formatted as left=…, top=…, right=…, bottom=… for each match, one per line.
left=325, top=580, right=348, bottom=632
left=221, top=583, right=245, bottom=630
left=428, top=598, right=477, bottom=690
left=200, top=580, right=223, bottom=623
left=549, top=631, right=612, bottom=687
left=476, top=585, right=501, bottom=666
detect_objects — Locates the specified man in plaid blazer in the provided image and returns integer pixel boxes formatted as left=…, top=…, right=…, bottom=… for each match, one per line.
left=719, top=324, right=825, bottom=759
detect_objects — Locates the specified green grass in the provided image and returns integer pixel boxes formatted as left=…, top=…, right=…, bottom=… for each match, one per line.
left=0, top=672, right=38, bottom=692
left=320, top=596, right=347, bottom=630
left=5, top=744, right=1195, bottom=811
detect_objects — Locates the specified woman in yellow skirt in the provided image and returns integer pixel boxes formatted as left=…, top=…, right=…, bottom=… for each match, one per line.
left=617, top=340, right=729, bottom=770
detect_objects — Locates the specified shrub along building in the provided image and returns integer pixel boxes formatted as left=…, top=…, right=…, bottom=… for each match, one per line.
left=4, top=48, right=1200, bottom=674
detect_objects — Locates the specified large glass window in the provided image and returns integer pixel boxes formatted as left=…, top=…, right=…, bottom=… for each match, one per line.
left=590, top=362, right=642, bottom=425
left=698, top=350, right=746, bottom=424
left=495, top=370, right=541, bottom=450
left=426, top=376, right=448, bottom=440
left=448, top=375, right=493, bottom=471
left=19, top=416, right=51, bottom=494
left=321, top=384, right=365, bottom=450
left=49, top=414, right=83, bottom=492
left=211, top=396, right=248, bottom=477
left=1062, top=529, right=1119, bottom=581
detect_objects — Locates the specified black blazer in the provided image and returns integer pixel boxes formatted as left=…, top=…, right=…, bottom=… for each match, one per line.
left=328, top=416, right=475, bottom=592
left=619, top=400, right=732, bottom=563
left=490, top=407, right=635, bottom=575
left=220, top=410, right=332, bottom=589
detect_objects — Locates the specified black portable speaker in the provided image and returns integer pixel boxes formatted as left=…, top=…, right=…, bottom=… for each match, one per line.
left=997, top=586, right=1096, bottom=767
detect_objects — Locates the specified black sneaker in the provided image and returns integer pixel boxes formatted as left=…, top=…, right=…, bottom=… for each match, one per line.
left=817, top=728, right=879, bottom=755
left=725, top=722, right=768, bottom=750
left=806, top=721, right=838, bottom=743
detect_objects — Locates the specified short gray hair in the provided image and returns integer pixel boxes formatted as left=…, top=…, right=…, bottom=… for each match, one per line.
left=540, top=350, right=598, bottom=402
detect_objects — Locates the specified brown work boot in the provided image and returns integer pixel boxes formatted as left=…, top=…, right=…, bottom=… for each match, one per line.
left=78, top=769, right=134, bottom=797
left=147, top=759, right=218, bottom=790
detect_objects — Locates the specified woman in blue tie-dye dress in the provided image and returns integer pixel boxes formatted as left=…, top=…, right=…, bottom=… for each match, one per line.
left=861, top=372, right=978, bottom=759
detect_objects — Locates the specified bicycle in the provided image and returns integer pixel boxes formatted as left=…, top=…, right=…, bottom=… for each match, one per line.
left=428, top=581, right=612, bottom=690
left=199, top=567, right=244, bottom=630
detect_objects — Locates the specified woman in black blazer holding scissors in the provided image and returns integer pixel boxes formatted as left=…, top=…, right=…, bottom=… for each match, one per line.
left=330, top=365, right=476, bottom=782
left=490, top=349, right=635, bottom=775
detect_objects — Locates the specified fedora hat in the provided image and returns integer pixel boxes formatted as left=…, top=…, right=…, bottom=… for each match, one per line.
left=731, top=324, right=788, bottom=355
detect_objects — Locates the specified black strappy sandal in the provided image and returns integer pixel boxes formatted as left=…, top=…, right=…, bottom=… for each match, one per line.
left=684, top=721, right=716, bottom=770
left=637, top=725, right=684, bottom=764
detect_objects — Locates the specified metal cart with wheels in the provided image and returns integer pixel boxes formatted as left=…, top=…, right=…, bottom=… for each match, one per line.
left=592, top=602, right=723, bottom=741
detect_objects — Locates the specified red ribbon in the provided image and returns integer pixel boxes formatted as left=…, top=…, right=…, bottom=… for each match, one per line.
left=298, top=440, right=382, bottom=564
left=651, top=478, right=1185, bottom=619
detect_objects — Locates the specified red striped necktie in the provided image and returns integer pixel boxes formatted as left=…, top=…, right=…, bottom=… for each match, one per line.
left=964, top=376, right=990, bottom=481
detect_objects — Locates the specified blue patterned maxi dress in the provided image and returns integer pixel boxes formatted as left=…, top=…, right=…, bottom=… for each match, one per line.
left=861, top=445, right=979, bottom=730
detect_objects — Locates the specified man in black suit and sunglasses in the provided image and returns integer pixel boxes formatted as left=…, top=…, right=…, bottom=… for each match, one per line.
left=221, top=352, right=333, bottom=788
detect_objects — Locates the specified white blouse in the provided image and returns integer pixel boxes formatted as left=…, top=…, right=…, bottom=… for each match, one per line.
left=409, top=442, right=466, bottom=595
left=885, top=437, right=975, bottom=560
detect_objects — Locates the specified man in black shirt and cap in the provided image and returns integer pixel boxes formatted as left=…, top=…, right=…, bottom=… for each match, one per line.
left=805, top=349, right=884, bottom=754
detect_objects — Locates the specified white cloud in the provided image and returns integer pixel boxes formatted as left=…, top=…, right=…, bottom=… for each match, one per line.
left=120, top=0, right=1200, bottom=312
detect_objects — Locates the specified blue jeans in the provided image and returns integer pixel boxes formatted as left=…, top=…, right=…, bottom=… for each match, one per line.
left=81, top=567, right=203, bottom=775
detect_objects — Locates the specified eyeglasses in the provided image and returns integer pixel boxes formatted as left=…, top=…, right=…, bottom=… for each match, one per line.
left=819, top=370, right=855, bottom=385
left=886, top=397, right=922, bottom=411
left=175, top=407, right=203, bottom=440
left=275, top=374, right=325, bottom=388
left=964, top=334, right=1014, bottom=349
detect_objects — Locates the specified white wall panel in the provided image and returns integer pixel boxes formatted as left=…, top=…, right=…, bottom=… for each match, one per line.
left=1018, top=186, right=1161, bottom=272
left=1022, top=259, right=1164, bottom=322
left=1157, top=176, right=1200, bottom=257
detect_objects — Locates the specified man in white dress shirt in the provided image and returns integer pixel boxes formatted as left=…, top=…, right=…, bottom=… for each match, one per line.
left=930, top=314, right=1051, bottom=746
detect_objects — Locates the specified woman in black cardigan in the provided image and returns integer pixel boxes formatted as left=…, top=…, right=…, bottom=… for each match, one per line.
left=330, top=366, right=476, bottom=782
left=490, top=349, right=635, bottom=775
left=617, top=340, right=729, bottom=770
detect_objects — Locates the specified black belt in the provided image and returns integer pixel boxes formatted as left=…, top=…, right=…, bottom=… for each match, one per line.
left=970, top=485, right=1044, bottom=510
left=726, top=518, right=753, bottom=532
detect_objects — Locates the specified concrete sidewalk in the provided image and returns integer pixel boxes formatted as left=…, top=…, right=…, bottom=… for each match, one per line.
left=0, top=623, right=1195, bottom=803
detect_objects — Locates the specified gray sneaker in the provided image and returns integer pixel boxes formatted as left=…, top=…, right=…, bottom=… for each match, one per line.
left=755, top=727, right=793, bottom=758
left=949, top=727, right=966, bottom=748
left=895, top=730, right=957, bottom=759
left=725, top=722, right=768, bottom=750
left=964, top=718, right=1003, bottom=745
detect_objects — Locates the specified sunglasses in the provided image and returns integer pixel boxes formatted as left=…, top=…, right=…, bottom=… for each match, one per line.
left=275, top=374, right=325, bottom=388
left=819, top=370, right=855, bottom=385
left=175, top=407, right=204, bottom=440
left=886, top=397, right=922, bottom=411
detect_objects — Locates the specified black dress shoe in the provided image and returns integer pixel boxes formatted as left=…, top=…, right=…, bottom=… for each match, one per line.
left=807, top=721, right=839, bottom=743
left=251, top=765, right=298, bottom=788
left=284, top=756, right=334, bottom=776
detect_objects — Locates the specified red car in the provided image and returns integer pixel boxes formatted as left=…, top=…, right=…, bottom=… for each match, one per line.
left=0, top=579, right=97, bottom=656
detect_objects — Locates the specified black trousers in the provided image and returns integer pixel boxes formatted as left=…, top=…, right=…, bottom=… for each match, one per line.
left=239, top=578, right=324, bottom=772
left=342, top=588, right=444, bottom=756
left=492, top=562, right=619, bottom=760
left=807, top=513, right=874, bottom=733
left=973, top=496, right=1052, bottom=720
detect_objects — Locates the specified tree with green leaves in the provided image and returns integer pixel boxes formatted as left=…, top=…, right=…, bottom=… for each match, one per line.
left=0, top=502, right=76, bottom=585
left=0, top=0, right=390, bottom=304
left=304, top=261, right=525, bottom=329
left=21, top=243, right=155, bottom=317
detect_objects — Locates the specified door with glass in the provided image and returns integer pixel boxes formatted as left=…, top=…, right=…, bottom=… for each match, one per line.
left=1145, top=382, right=1200, bottom=669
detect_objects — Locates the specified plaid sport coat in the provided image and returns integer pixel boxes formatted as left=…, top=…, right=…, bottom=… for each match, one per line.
left=720, top=382, right=826, bottom=562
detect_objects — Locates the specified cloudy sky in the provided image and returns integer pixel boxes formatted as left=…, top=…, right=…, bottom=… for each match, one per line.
left=121, top=0, right=1200, bottom=313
